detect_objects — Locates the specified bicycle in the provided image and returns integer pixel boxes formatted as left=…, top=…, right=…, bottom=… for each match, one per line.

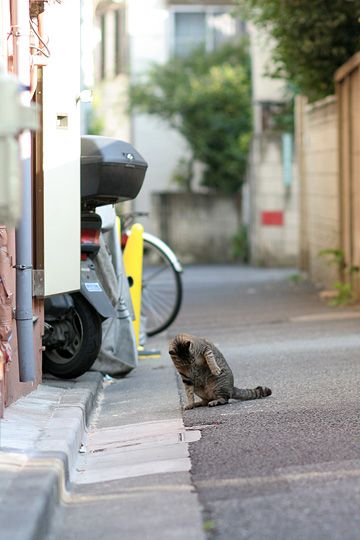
left=120, top=212, right=183, bottom=337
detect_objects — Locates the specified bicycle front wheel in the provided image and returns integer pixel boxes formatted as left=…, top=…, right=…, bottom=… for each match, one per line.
left=141, top=235, right=182, bottom=336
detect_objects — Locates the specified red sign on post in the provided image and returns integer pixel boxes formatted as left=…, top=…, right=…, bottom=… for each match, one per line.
left=261, top=211, right=284, bottom=226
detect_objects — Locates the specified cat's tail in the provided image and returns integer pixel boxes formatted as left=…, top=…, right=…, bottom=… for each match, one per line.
left=232, top=386, right=272, bottom=401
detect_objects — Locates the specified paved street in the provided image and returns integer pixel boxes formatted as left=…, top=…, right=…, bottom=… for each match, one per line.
left=47, top=265, right=360, bottom=540
left=173, top=266, right=360, bottom=539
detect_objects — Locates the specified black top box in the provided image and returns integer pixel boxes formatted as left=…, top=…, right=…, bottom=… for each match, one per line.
left=81, top=135, right=148, bottom=207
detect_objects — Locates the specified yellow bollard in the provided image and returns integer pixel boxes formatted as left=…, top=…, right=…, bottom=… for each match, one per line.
left=122, top=223, right=144, bottom=348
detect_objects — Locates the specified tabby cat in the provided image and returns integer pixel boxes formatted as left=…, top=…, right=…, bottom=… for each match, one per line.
left=169, top=333, right=271, bottom=409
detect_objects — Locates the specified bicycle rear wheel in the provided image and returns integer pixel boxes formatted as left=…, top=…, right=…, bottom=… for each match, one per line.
left=141, top=235, right=182, bottom=336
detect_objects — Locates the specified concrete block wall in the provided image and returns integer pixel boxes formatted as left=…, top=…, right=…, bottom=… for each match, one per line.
left=297, top=96, right=340, bottom=288
left=151, top=192, right=242, bottom=263
left=248, top=134, right=299, bottom=267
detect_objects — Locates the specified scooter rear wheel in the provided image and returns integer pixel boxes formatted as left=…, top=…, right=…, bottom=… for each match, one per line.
left=43, top=293, right=102, bottom=379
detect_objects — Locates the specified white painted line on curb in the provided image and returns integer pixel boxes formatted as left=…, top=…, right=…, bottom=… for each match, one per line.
left=75, top=418, right=201, bottom=484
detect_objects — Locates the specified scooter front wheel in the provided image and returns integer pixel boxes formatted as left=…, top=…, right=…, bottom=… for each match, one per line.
left=43, top=293, right=102, bottom=379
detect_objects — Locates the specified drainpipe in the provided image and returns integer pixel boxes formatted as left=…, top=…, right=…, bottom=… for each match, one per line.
left=10, top=0, right=35, bottom=382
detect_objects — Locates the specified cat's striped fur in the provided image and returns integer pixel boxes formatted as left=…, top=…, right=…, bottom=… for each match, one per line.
left=169, top=333, right=271, bottom=409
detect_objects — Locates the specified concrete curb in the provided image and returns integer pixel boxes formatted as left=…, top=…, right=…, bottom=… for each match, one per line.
left=0, top=371, right=103, bottom=540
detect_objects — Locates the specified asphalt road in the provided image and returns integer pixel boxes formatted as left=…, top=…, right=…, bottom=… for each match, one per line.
left=47, top=265, right=360, bottom=540
left=172, top=266, right=360, bottom=540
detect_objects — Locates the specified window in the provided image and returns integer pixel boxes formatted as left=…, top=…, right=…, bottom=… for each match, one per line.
left=174, top=12, right=206, bottom=57
left=260, top=101, right=291, bottom=132
left=172, top=7, right=245, bottom=57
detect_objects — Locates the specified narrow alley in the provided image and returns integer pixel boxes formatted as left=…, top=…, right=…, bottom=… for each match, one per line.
left=2, top=3, right=360, bottom=540
left=46, top=265, right=360, bottom=540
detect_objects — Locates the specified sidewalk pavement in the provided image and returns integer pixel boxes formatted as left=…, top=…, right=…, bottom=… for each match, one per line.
left=0, top=339, right=205, bottom=540
left=0, top=372, right=102, bottom=540
left=46, top=334, right=206, bottom=540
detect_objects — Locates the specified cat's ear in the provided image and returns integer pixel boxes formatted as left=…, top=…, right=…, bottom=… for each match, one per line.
left=184, top=340, right=191, bottom=350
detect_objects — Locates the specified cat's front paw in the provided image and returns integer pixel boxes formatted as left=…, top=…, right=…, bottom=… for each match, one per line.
left=208, top=398, right=228, bottom=407
left=183, top=404, right=194, bottom=410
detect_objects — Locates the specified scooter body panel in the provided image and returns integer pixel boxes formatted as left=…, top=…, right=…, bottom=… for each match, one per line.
left=44, top=293, right=74, bottom=320
left=80, top=260, right=116, bottom=318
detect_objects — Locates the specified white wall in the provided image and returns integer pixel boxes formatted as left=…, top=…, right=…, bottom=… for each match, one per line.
left=132, top=114, right=190, bottom=213
left=128, top=0, right=190, bottom=227
left=245, top=25, right=298, bottom=266
left=43, top=0, right=81, bottom=295
left=249, top=23, right=287, bottom=133
left=249, top=134, right=299, bottom=266
left=128, top=0, right=170, bottom=74
left=249, top=23, right=286, bottom=103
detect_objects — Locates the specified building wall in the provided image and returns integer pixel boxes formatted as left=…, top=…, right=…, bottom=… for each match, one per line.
left=151, top=192, right=242, bottom=263
left=128, top=0, right=189, bottom=230
left=249, top=23, right=288, bottom=134
left=92, top=0, right=131, bottom=141
left=297, top=96, right=340, bottom=288
left=132, top=115, right=190, bottom=227
left=128, top=1, right=245, bottom=230
left=1, top=0, right=44, bottom=412
left=245, top=25, right=298, bottom=267
left=96, top=75, right=131, bottom=141
left=248, top=134, right=299, bottom=266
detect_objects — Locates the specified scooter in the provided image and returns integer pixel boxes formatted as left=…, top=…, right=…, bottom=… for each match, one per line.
left=42, top=136, right=147, bottom=379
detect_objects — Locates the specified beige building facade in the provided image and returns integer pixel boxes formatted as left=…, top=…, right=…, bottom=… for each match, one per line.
left=296, top=96, right=340, bottom=288
left=244, top=24, right=299, bottom=267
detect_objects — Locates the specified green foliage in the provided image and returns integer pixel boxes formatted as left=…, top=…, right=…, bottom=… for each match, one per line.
left=171, top=158, right=194, bottom=192
left=203, top=519, right=216, bottom=533
left=231, top=225, right=250, bottom=262
left=272, top=96, right=295, bottom=133
left=288, top=273, right=304, bottom=284
left=329, top=281, right=354, bottom=306
left=318, top=248, right=360, bottom=305
left=87, top=91, right=104, bottom=135
left=318, top=248, right=346, bottom=270
left=129, top=42, right=252, bottom=194
left=87, top=113, right=104, bottom=136
left=236, top=0, right=360, bottom=101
